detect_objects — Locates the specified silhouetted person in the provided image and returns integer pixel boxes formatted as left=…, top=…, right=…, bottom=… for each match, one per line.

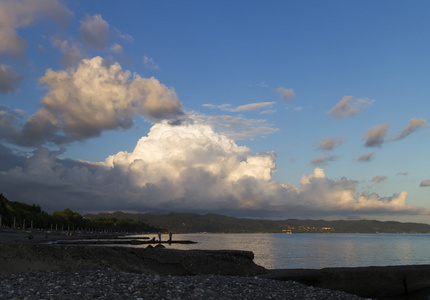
left=158, top=232, right=161, bottom=242
left=169, top=232, right=173, bottom=242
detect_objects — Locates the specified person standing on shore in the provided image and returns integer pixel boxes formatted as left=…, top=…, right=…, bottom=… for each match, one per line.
left=158, top=232, right=161, bottom=242
left=169, top=232, right=173, bottom=242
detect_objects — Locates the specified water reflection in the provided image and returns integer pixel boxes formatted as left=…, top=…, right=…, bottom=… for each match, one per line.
left=134, top=233, right=430, bottom=269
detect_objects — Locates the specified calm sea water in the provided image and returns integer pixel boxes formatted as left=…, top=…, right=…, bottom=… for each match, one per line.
left=137, top=233, right=430, bottom=269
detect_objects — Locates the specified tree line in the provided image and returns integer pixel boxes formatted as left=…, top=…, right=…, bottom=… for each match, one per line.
left=0, top=194, right=163, bottom=233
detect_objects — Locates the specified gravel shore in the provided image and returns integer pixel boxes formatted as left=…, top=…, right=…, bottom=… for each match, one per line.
left=0, top=269, right=369, bottom=300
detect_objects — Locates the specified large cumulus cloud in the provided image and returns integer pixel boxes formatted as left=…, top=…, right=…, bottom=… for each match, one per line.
left=0, top=119, right=427, bottom=218
left=13, top=56, right=183, bottom=145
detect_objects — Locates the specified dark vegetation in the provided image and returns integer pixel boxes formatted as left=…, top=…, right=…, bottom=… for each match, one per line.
left=86, top=211, right=430, bottom=234
left=0, top=194, right=163, bottom=233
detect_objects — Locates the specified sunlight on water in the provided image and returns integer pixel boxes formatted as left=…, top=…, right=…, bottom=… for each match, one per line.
left=135, top=233, right=430, bottom=269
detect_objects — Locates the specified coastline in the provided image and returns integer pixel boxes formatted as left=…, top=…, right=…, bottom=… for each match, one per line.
left=1, top=232, right=430, bottom=299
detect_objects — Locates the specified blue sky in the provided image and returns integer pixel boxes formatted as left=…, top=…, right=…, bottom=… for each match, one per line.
left=0, top=0, right=429, bottom=223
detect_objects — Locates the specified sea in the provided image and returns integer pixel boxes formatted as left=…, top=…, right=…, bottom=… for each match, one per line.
left=135, top=233, right=430, bottom=270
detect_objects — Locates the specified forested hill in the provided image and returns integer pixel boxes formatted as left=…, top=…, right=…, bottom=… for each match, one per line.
left=3, top=192, right=429, bottom=234
left=85, top=211, right=430, bottom=234
left=0, top=194, right=163, bottom=233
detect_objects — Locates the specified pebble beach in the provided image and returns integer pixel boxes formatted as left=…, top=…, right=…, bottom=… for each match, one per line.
left=0, top=231, right=372, bottom=299
left=0, top=269, right=368, bottom=300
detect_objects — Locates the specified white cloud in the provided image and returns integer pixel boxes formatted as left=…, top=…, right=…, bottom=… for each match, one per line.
left=0, top=64, right=22, bottom=94
left=362, top=123, right=389, bottom=147
left=16, top=56, right=183, bottom=145
left=0, top=0, right=72, bottom=59
left=327, top=96, right=374, bottom=119
left=0, top=121, right=428, bottom=218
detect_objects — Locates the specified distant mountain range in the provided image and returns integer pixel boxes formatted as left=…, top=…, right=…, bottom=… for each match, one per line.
left=85, top=211, right=430, bottom=234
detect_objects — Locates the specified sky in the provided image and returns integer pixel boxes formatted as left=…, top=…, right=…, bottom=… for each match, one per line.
left=0, top=0, right=429, bottom=223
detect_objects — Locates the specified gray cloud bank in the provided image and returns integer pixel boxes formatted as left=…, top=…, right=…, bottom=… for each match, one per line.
left=1, top=119, right=427, bottom=219
left=0, top=0, right=73, bottom=59
left=0, top=64, right=22, bottom=94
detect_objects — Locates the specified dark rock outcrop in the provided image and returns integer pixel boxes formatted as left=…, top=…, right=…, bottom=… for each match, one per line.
left=0, top=243, right=266, bottom=276
left=262, top=265, right=430, bottom=299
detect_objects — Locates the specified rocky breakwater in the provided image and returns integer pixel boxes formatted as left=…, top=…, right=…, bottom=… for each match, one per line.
left=263, top=265, right=430, bottom=299
left=0, top=243, right=266, bottom=276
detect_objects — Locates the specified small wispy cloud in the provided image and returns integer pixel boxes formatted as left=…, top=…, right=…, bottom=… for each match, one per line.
left=143, top=56, right=159, bottom=70
left=327, top=96, right=374, bottom=119
left=249, top=81, right=269, bottom=88
left=397, top=172, right=408, bottom=176
left=371, top=175, right=388, bottom=184
left=362, top=124, right=389, bottom=147
left=420, top=180, right=430, bottom=187
left=316, top=136, right=344, bottom=151
left=203, top=102, right=276, bottom=113
left=114, top=28, right=134, bottom=43
left=363, top=118, right=427, bottom=148
left=277, top=87, right=295, bottom=101
left=199, top=114, right=279, bottom=140
left=354, top=153, right=374, bottom=162
left=388, top=118, right=428, bottom=142
left=310, top=154, right=338, bottom=166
